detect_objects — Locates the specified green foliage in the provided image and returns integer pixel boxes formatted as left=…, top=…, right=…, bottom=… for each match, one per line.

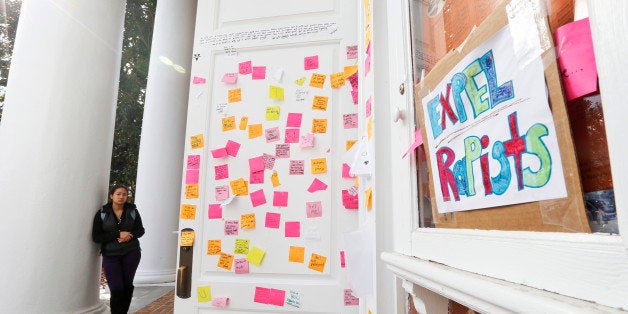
left=0, top=0, right=22, bottom=122
left=109, top=0, right=157, bottom=189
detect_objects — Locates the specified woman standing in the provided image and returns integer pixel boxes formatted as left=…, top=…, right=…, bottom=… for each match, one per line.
left=92, top=185, right=145, bottom=314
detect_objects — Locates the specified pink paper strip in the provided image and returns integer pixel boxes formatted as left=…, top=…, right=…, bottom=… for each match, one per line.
left=307, top=178, right=328, bottom=193
left=402, top=129, right=424, bottom=158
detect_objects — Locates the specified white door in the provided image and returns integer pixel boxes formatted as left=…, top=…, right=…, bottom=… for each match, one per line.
left=176, top=1, right=362, bottom=312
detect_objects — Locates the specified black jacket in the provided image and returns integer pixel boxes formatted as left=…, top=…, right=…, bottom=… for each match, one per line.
left=92, top=202, right=145, bottom=256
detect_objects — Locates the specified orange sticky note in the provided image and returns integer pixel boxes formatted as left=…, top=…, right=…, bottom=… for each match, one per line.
left=217, top=252, right=234, bottom=270
left=241, top=213, right=256, bottom=229
left=330, top=72, right=345, bottom=88
left=309, top=73, right=326, bottom=88
left=346, top=140, right=357, bottom=151
left=365, top=187, right=373, bottom=210
left=308, top=253, right=327, bottom=272
left=222, top=116, right=236, bottom=132
left=271, top=171, right=280, bottom=187
left=180, top=204, right=197, bottom=219
left=180, top=231, right=194, bottom=246
left=190, top=134, right=204, bottom=149
left=185, top=184, right=199, bottom=200
left=289, top=246, right=305, bottom=263
left=344, top=65, right=358, bottom=77
left=230, top=178, right=249, bottom=196
left=246, top=246, right=266, bottom=266
left=207, top=239, right=221, bottom=255
left=311, top=158, right=327, bottom=174
left=228, top=88, right=242, bottom=103
left=312, top=96, right=329, bottom=111
left=239, top=116, right=248, bottom=130
left=312, top=119, right=328, bottom=133
left=248, top=124, right=263, bottom=139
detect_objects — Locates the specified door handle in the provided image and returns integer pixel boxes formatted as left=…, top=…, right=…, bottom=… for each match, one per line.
left=176, top=228, right=194, bottom=299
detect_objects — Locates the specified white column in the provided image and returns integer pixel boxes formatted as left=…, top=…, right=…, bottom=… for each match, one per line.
left=0, top=1, right=125, bottom=313
left=134, top=0, right=197, bottom=284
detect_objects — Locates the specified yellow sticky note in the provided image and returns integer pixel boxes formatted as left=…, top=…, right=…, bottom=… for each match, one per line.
left=295, top=76, right=306, bottom=86
left=365, top=187, right=373, bottom=210
left=330, top=72, right=345, bottom=88
left=239, top=116, right=248, bottom=130
left=271, top=171, right=280, bottom=187
left=234, top=238, right=250, bottom=254
left=207, top=239, right=221, bottom=255
left=248, top=124, right=263, bottom=139
left=230, top=178, right=249, bottom=196
left=217, top=252, right=234, bottom=270
left=180, top=231, right=194, bottom=246
left=309, top=73, right=326, bottom=88
left=308, top=253, right=327, bottom=272
left=367, top=116, right=373, bottom=140
left=344, top=65, right=358, bottom=77
left=312, top=119, right=328, bottom=133
left=312, top=96, right=329, bottom=111
left=246, top=246, right=266, bottom=266
left=190, top=134, right=204, bottom=149
left=185, top=184, right=199, bottom=200
left=266, top=106, right=280, bottom=121
left=197, top=285, right=212, bottom=302
left=269, top=85, right=285, bottom=100
left=289, top=246, right=305, bottom=263
left=241, top=213, right=256, bottom=229
left=180, top=204, right=196, bottom=219
left=346, top=140, right=357, bottom=151
left=311, top=158, right=327, bottom=174
left=228, top=88, right=241, bottom=103
left=222, top=116, right=236, bottom=132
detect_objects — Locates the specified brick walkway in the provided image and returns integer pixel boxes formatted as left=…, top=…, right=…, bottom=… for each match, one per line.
left=135, top=289, right=174, bottom=314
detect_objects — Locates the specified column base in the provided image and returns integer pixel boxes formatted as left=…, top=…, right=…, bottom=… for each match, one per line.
left=134, top=269, right=176, bottom=284
left=81, top=301, right=109, bottom=314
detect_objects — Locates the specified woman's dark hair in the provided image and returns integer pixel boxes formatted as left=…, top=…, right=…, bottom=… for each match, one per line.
left=109, top=184, right=130, bottom=196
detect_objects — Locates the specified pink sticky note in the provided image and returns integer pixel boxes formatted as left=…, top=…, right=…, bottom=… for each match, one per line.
left=275, top=144, right=290, bottom=158
left=273, top=191, right=288, bottom=207
left=234, top=258, right=249, bottom=274
left=286, top=113, right=302, bottom=128
left=216, top=185, right=229, bottom=201
left=211, top=147, right=228, bottom=158
left=307, top=178, right=328, bottom=193
left=186, top=169, right=199, bottom=184
left=351, top=90, right=358, bottom=104
left=343, top=113, right=358, bottom=129
left=252, top=66, right=266, bottom=80
left=555, top=18, right=598, bottom=100
left=215, top=164, right=229, bottom=180
left=263, top=153, right=276, bottom=169
left=344, top=289, right=359, bottom=306
left=225, top=140, right=241, bottom=157
left=269, top=289, right=286, bottom=306
left=342, top=189, right=359, bottom=209
left=265, top=212, right=281, bottom=229
left=289, top=160, right=304, bottom=175
left=250, top=170, right=264, bottom=184
left=340, top=251, right=346, bottom=268
left=250, top=189, right=267, bottom=207
left=306, top=201, right=322, bottom=218
left=366, top=96, right=372, bottom=118
left=347, top=73, right=358, bottom=90
left=221, top=73, right=238, bottom=84
left=192, top=76, right=206, bottom=84
left=187, top=155, right=200, bottom=169
left=224, top=220, right=239, bottom=236
left=239, top=61, right=252, bottom=74
left=342, top=163, right=355, bottom=178
left=249, top=156, right=265, bottom=173
left=265, top=127, right=280, bottom=143
left=211, top=297, right=230, bottom=308
left=285, top=128, right=300, bottom=143
left=346, top=45, right=358, bottom=59
left=365, top=43, right=372, bottom=75
left=300, top=133, right=315, bottom=148
left=208, top=204, right=222, bottom=219
left=285, top=221, right=300, bottom=237
left=254, top=287, right=271, bottom=304
left=402, top=129, right=424, bottom=158
left=304, top=55, right=319, bottom=70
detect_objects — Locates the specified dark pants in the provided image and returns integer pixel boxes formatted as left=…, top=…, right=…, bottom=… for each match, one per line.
left=103, top=248, right=141, bottom=314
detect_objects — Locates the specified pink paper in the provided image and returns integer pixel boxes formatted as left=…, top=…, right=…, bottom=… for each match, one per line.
left=289, top=160, right=304, bottom=175
left=344, top=289, right=359, bottom=306
left=221, top=73, right=238, bottom=84
left=351, top=90, right=358, bottom=104
left=224, top=220, right=239, bottom=236
left=215, top=185, right=229, bottom=201
left=304, top=55, right=319, bottom=70
left=366, top=96, right=372, bottom=118
left=555, top=18, right=598, bottom=100
left=343, top=113, right=358, bottom=129
left=346, top=45, right=358, bottom=59
left=185, top=169, right=199, bottom=184
left=234, top=258, right=249, bottom=274
left=265, top=127, right=280, bottom=143
left=285, top=128, right=300, bottom=143
left=208, top=204, right=222, bottom=219
left=249, top=156, right=265, bottom=173
left=252, top=66, right=266, bottom=80
left=340, top=251, right=346, bottom=268
left=285, top=221, right=300, bottom=237
left=286, top=113, right=302, bottom=128
left=265, top=212, right=281, bottom=228
left=299, top=133, right=315, bottom=148
left=211, top=147, right=228, bottom=158
left=273, top=191, right=288, bottom=207
left=250, top=170, right=264, bottom=184
left=187, top=155, right=200, bottom=169
left=342, top=163, right=355, bottom=178
left=254, top=287, right=271, bottom=304
left=365, top=43, right=372, bottom=75
left=211, top=297, right=229, bottom=307
left=250, top=189, right=266, bottom=207
left=238, top=61, right=252, bottom=74
left=347, top=73, right=358, bottom=90
left=192, top=76, right=206, bottom=84
left=307, top=178, right=328, bottom=193
left=215, top=164, right=229, bottom=180
left=225, top=140, right=241, bottom=157
left=342, top=189, right=359, bottom=209
left=269, top=289, right=286, bottom=306
left=306, top=201, right=322, bottom=218
left=263, top=153, right=276, bottom=169
left=402, top=129, right=424, bottom=158
left=275, top=144, right=290, bottom=158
